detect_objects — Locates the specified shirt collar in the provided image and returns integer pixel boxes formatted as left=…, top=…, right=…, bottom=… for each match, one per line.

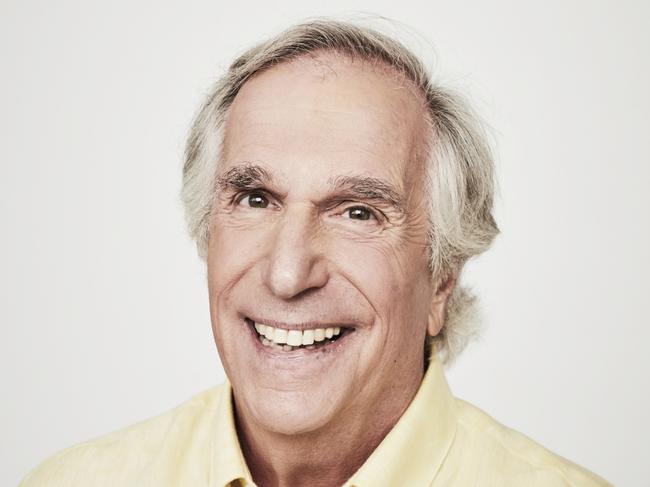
left=211, top=356, right=457, bottom=487
left=210, top=380, right=254, bottom=487
left=344, top=356, right=458, bottom=486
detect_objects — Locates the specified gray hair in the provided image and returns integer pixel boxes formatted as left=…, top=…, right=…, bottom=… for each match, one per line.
left=181, top=19, right=499, bottom=365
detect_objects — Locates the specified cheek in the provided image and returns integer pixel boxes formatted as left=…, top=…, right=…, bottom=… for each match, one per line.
left=330, top=237, right=432, bottom=381
left=206, top=216, right=273, bottom=294
left=330, top=236, right=431, bottom=323
left=206, top=219, right=273, bottom=375
left=206, top=218, right=274, bottom=355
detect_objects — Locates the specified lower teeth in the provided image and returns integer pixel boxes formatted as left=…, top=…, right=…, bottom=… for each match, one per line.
left=259, top=335, right=338, bottom=351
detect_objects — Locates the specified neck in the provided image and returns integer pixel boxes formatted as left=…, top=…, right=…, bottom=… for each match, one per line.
left=233, top=369, right=424, bottom=487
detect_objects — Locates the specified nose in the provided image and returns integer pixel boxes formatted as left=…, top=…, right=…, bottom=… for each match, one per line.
left=262, top=206, right=329, bottom=300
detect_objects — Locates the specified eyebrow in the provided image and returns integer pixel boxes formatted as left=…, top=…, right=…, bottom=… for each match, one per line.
left=328, top=175, right=405, bottom=213
left=216, top=162, right=405, bottom=213
left=216, top=163, right=275, bottom=192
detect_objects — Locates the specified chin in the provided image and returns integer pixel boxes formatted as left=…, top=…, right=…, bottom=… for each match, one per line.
left=242, top=385, right=343, bottom=436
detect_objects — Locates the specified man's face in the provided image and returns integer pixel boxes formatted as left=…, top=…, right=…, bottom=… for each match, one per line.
left=207, top=54, right=442, bottom=436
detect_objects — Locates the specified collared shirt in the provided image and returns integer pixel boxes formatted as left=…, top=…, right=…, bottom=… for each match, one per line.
left=20, top=357, right=611, bottom=487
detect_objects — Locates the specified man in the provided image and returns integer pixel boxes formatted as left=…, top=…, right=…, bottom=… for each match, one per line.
left=21, top=19, right=611, bottom=487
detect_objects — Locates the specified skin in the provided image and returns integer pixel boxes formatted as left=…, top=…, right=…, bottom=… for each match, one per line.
left=207, top=52, right=456, bottom=487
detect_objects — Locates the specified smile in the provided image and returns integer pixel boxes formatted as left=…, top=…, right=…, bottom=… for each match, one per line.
left=244, top=317, right=351, bottom=352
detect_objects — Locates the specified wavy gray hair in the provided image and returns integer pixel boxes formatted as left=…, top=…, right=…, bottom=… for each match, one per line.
left=181, top=19, right=499, bottom=365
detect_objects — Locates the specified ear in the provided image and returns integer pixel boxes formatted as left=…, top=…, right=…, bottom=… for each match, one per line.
left=427, top=275, right=456, bottom=337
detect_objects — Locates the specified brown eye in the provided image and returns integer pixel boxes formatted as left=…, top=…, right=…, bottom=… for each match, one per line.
left=347, top=206, right=373, bottom=221
left=243, top=193, right=269, bottom=208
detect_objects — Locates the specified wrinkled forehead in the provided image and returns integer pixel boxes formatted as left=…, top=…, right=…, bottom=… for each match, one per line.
left=222, top=52, right=430, bottom=189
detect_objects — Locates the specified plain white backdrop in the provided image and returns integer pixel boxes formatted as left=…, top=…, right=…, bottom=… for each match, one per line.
left=2, top=1, right=648, bottom=486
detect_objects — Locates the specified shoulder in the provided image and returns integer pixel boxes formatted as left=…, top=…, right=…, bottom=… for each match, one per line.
left=19, top=384, right=228, bottom=487
left=448, top=398, right=612, bottom=487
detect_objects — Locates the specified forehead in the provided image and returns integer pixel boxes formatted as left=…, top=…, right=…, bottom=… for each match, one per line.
left=223, top=52, right=429, bottom=187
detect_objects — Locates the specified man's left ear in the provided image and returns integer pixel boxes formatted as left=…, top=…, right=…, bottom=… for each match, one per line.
left=427, top=275, right=457, bottom=337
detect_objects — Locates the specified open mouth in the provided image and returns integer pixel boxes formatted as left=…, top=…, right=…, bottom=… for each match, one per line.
left=244, top=317, right=352, bottom=352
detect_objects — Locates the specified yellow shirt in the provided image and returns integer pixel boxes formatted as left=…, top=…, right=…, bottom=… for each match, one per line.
left=20, top=358, right=612, bottom=487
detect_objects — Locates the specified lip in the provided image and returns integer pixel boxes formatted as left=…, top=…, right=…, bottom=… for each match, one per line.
left=242, top=316, right=356, bottom=359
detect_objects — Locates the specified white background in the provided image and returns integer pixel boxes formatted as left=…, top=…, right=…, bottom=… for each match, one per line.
left=2, top=1, right=648, bottom=486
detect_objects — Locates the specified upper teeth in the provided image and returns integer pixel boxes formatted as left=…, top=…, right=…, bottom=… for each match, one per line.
left=254, top=322, right=341, bottom=346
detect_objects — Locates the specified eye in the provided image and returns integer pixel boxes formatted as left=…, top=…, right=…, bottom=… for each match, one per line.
left=239, top=192, right=269, bottom=208
left=346, top=206, right=375, bottom=221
